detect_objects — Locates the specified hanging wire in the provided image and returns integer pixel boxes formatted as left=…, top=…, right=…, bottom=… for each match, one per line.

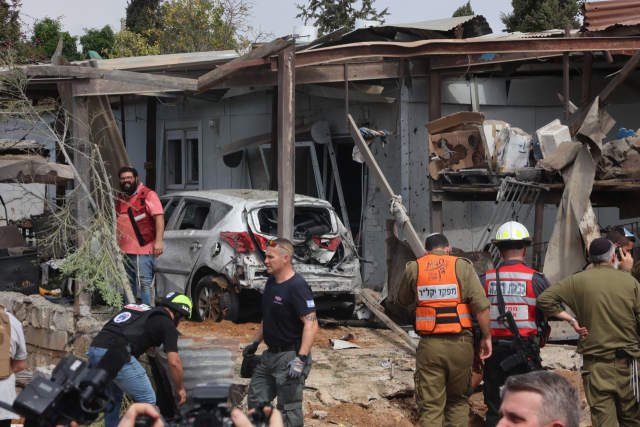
left=443, top=54, right=471, bottom=86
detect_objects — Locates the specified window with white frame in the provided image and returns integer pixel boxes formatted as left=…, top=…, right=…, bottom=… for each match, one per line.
left=165, top=128, right=199, bottom=190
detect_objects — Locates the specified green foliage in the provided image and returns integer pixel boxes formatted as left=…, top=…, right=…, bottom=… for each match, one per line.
left=295, top=0, right=390, bottom=36
left=452, top=1, right=474, bottom=17
left=106, top=29, right=160, bottom=58
left=125, top=0, right=163, bottom=44
left=31, top=17, right=82, bottom=60
left=159, top=0, right=247, bottom=54
left=79, top=25, right=116, bottom=58
left=0, top=0, right=42, bottom=64
left=500, top=0, right=583, bottom=33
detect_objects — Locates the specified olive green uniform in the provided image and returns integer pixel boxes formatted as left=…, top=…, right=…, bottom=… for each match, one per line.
left=397, top=250, right=490, bottom=427
left=537, top=265, right=640, bottom=427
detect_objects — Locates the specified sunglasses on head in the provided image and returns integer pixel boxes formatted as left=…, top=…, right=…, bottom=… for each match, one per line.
left=267, top=239, right=292, bottom=253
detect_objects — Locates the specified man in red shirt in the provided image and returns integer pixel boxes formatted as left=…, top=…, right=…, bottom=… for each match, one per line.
left=116, top=167, right=164, bottom=304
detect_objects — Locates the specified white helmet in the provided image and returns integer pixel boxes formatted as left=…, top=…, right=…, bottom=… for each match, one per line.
left=491, top=221, right=532, bottom=245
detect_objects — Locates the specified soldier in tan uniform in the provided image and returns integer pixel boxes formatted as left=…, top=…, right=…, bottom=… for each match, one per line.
left=397, top=233, right=492, bottom=427
left=537, top=237, right=640, bottom=427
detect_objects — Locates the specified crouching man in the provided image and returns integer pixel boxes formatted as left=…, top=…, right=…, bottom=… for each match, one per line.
left=243, top=238, right=318, bottom=427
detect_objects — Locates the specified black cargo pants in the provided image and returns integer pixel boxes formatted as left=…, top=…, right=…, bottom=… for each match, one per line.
left=483, top=341, right=532, bottom=427
left=247, top=349, right=313, bottom=427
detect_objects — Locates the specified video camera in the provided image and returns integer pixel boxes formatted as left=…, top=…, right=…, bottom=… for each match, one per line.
left=0, top=345, right=131, bottom=427
left=134, top=384, right=268, bottom=427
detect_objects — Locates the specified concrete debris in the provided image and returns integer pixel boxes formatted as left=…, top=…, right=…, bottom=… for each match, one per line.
left=312, top=410, right=328, bottom=419
left=356, top=305, right=372, bottom=320
left=316, top=389, right=339, bottom=407
left=33, top=365, right=55, bottom=380
left=540, top=346, right=579, bottom=371
left=330, top=339, right=361, bottom=350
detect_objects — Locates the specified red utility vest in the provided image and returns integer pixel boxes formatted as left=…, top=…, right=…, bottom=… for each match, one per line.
left=116, top=185, right=157, bottom=247
left=415, top=254, right=472, bottom=335
left=484, top=263, right=538, bottom=338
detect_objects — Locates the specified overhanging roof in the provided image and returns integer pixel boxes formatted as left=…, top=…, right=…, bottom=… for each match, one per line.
left=75, top=50, right=239, bottom=72
left=582, top=0, right=640, bottom=32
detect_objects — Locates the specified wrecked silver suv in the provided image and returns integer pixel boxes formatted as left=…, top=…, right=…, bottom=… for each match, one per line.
left=156, top=190, right=362, bottom=323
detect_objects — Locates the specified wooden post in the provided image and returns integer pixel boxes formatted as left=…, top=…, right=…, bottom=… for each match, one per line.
left=277, top=44, right=295, bottom=241
left=73, top=95, right=92, bottom=318
left=145, top=97, right=157, bottom=190
left=533, top=192, right=545, bottom=271
left=269, top=86, right=278, bottom=191
left=428, top=58, right=443, bottom=233
left=581, top=51, right=593, bottom=114
left=563, top=25, right=571, bottom=121
left=344, top=61, right=349, bottom=133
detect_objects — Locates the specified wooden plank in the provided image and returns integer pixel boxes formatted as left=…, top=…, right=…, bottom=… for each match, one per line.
left=277, top=44, right=295, bottom=242
left=216, top=57, right=271, bottom=71
left=296, top=28, right=344, bottom=52
left=348, top=114, right=425, bottom=258
left=23, top=65, right=199, bottom=91
left=581, top=51, right=593, bottom=113
left=145, top=97, right=157, bottom=190
left=360, top=288, right=417, bottom=352
left=570, top=49, right=640, bottom=136
left=564, top=26, right=571, bottom=121
left=196, top=36, right=295, bottom=94
left=269, top=86, right=278, bottom=191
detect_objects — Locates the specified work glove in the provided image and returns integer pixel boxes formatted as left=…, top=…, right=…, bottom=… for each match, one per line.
left=243, top=340, right=260, bottom=357
left=286, top=357, right=304, bottom=379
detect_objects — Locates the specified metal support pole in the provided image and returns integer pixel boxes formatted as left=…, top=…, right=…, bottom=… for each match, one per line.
left=581, top=51, right=593, bottom=114
left=564, top=25, right=571, bottom=121
left=327, top=141, right=351, bottom=236
left=277, top=45, right=295, bottom=241
left=533, top=192, right=545, bottom=271
left=73, top=96, right=92, bottom=318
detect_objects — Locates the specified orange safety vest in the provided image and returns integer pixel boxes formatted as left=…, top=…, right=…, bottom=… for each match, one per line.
left=116, top=185, right=157, bottom=247
left=415, top=254, right=472, bottom=334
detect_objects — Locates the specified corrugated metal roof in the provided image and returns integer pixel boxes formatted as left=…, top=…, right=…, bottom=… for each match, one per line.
left=581, top=0, right=640, bottom=32
left=77, top=50, right=239, bottom=72
left=318, top=15, right=492, bottom=47
left=155, top=336, right=240, bottom=412
left=477, top=29, right=580, bottom=39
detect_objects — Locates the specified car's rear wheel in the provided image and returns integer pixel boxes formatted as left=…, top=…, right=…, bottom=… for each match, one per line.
left=193, top=275, right=239, bottom=323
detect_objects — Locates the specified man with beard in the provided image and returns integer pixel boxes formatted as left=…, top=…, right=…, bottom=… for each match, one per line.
left=116, top=167, right=164, bottom=304
left=88, top=293, right=192, bottom=427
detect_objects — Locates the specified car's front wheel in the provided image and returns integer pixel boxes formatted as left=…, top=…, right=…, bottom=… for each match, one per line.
left=193, top=275, right=239, bottom=323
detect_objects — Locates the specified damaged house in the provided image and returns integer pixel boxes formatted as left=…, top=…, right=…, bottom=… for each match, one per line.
left=4, top=0, right=640, bottom=331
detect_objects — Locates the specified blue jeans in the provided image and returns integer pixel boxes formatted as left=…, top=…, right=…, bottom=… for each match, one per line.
left=124, top=254, right=156, bottom=305
left=88, top=346, right=156, bottom=427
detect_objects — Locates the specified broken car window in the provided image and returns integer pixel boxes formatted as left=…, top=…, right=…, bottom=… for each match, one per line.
left=256, top=207, right=334, bottom=239
left=162, top=200, right=179, bottom=229
left=178, top=201, right=211, bottom=230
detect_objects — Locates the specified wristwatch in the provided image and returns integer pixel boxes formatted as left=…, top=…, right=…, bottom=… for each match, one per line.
left=569, top=317, right=577, bottom=326
left=296, top=353, right=308, bottom=362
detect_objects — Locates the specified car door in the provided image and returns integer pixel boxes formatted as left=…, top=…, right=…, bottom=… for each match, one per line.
left=155, top=197, right=213, bottom=296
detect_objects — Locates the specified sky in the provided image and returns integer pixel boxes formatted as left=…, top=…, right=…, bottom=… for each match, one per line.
left=20, top=0, right=518, bottom=41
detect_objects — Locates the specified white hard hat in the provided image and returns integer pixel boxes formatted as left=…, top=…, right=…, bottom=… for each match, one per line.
left=491, top=221, right=532, bottom=245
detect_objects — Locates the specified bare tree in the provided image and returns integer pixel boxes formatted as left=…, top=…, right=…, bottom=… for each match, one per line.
left=0, top=51, right=135, bottom=307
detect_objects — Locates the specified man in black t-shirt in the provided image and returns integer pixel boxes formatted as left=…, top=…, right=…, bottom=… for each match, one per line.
left=244, top=238, right=318, bottom=427
left=89, top=293, right=192, bottom=427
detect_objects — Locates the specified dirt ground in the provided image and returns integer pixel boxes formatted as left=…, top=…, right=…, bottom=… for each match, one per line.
left=178, top=319, right=590, bottom=427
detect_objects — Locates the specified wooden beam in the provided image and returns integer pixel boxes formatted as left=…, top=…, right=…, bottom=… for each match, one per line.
left=72, top=96, right=92, bottom=317
left=277, top=44, right=295, bottom=241
left=348, top=114, right=425, bottom=258
left=296, top=27, right=344, bottom=52
left=564, top=26, right=571, bottom=121
left=570, top=49, right=640, bottom=136
left=360, top=288, right=417, bottom=352
left=24, top=64, right=199, bottom=91
left=216, top=57, right=271, bottom=71
left=196, top=36, right=295, bottom=94
left=581, top=51, right=593, bottom=113
left=269, top=86, right=278, bottom=191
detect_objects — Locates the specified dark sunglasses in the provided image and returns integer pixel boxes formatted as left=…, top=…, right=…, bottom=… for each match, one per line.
left=267, top=239, right=292, bottom=253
